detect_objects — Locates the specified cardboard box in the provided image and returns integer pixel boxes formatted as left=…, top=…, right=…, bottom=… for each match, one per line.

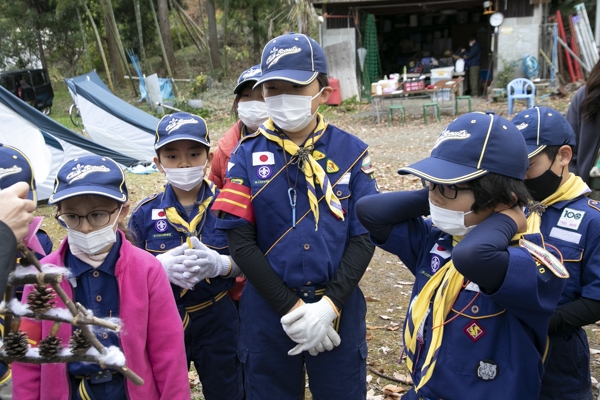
left=371, top=80, right=400, bottom=95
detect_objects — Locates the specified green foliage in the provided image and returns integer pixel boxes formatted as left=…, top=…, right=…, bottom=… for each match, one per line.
left=169, top=98, right=211, bottom=119
left=496, top=57, right=522, bottom=89
left=190, top=74, right=209, bottom=96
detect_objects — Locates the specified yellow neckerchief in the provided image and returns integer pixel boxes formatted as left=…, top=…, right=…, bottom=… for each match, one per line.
left=259, top=115, right=344, bottom=230
left=526, top=173, right=589, bottom=232
left=404, top=236, right=465, bottom=392
left=163, top=182, right=214, bottom=295
left=404, top=176, right=588, bottom=392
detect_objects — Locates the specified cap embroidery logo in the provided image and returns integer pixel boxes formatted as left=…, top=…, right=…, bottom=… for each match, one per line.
left=242, top=68, right=261, bottom=80
left=165, top=118, right=198, bottom=134
left=66, top=164, right=110, bottom=184
left=432, top=129, right=470, bottom=149
left=0, top=165, right=22, bottom=180
left=515, top=122, right=529, bottom=130
left=266, top=46, right=302, bottom=69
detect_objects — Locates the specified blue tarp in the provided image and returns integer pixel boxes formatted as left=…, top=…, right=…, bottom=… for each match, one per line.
left=127, top=50, right=175, bottom=102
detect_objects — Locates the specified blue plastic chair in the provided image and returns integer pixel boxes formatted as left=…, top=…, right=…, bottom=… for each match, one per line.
left=507, top=78, right=535, bottom=115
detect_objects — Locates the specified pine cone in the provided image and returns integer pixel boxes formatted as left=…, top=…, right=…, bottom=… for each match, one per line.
left=3, top=330, right=28, bottom=359
left=26, top=284, right=56, bottom=314
left=38, top=336, right=62, bottom=359
left=69, top=329, right=91, bottom=355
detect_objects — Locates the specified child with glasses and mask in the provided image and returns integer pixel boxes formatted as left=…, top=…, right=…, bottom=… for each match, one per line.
left=513, top=106, right=600, bottom=400
left=128, top=112, right=243, bottom=400
left=355, top=112, right=566, bottom=400
left=12, top=155, right=190, bottom=400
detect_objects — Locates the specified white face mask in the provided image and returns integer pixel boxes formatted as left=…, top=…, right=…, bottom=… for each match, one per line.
left=238, top=101, right=268, bottom=132
left=162, top=161, right=207, bottom=191
left=264, top=89, right=324, bottom=132
left=429, top=200, right=476, bottom=236
left=67, top=206, right=122, bottom=255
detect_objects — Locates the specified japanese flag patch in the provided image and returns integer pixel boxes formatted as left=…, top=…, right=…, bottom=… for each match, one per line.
left=152, top=209, right=166, bottom=220
left=252, top=151, right=275, bottom=166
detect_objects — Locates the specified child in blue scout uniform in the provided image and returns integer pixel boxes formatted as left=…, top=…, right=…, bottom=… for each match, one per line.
left=128, top=112, right=243, bottom=400
left=211, top=33, right=379, bottom=400
left=513, top=106, right=600, bottom=400
left=355, top=112, right=566, bottom=400
left=0, top=144, right=53, bottom=398
left=12, top=155, right=190, bottom=400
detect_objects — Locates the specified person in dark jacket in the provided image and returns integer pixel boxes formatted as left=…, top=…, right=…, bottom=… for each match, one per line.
left=566, top=60, right=600, bottom=199
left=463, top=37, right=481, bottom=96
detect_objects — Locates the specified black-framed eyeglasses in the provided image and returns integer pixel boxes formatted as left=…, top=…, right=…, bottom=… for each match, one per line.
left=55, top=206, right=120, bottom=229
left=421, top=179, right=473, bottom=200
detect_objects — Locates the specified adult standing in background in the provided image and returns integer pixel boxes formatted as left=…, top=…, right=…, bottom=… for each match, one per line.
left=463, top=37, right=481, bottom=97
left=565, top=60, right=600, bottom=198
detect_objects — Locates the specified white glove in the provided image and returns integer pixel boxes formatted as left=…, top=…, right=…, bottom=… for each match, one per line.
left=280, top=297, right=339, bottom=356
left=305, top=325, right=341, bottom=356
left=156, top=242, right=200, bottom=289
left=183, top=237, right=239, bottom=279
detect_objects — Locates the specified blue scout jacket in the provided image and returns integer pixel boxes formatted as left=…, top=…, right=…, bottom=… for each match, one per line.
left=129, top=180, right=233, bottom=304
left=376, top=218, right=564, bottom=400
left=214, top=117, right=379, bottom=288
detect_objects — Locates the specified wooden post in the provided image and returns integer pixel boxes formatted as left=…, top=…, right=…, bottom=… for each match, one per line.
left=134, top=0, right=149, bottom=71
left=75, top=5, right=92, bottom=71
left=80, top=0, right=114, bottom=92
left=168, top=0, right=193, bottom=79
left=149, top=0, right=179, bottom=97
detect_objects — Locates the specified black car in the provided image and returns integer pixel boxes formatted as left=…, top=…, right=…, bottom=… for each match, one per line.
left=0, top=69, right=54, bottom=115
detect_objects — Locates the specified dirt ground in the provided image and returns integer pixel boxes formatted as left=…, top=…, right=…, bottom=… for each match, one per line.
left=37, top=84, right=596, bottom=399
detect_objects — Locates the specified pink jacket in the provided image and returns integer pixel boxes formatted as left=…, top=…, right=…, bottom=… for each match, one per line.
left=208, top=120, right=243, bottom=189
left=12, top=231, right=191, bottom=400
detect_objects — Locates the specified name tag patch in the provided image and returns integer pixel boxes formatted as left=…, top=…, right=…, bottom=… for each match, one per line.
left=549, top=226, right=582, bottom=244
left=557, top=208, right=585, bottom=230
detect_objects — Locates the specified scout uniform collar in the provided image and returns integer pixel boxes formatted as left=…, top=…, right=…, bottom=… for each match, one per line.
left=259, top=114, right=344, bottom=230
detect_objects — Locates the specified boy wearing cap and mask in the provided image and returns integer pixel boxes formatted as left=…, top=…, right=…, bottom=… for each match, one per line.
left=355, top=112, right=566, bottom=399
left=0, top=144, right=53, bottom=399
left=128, top=112, right=243, bottom=400
left=212, top=33, right=378, bottom=399
left=512, top=106, right=600, bottom=400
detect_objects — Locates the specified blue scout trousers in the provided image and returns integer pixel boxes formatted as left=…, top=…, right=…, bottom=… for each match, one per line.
left=238, top=284, right=367, bottom=400
left=186, top=294, right=243, bottom=400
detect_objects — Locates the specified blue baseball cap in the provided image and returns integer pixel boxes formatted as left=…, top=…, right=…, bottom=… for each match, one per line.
left=399, top=112, right=529, bottom=183
left=255, top=33, right=328, bottom=87
left=0, top=144, right=36, bottom=202
left=48, top=155, right=128, bottom=205
left=511, top=106, right=576, bottom=158
left=155, top=112, right=210, bottom=150
left=234, top=65, right=262, bottom=94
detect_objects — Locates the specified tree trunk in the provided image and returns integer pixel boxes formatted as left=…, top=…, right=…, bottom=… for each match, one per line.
left=252, top=3, right=260, bottom=61
left=205, top=0, right=221, bottom=69
left=197, top=0, right=206, bottom=33
left=157, top=0, right=176, bottom=70
left=105, top=13, right=125, bottom=85
left=80, top=0, right=114, bottom=92
left=34, top=25, right=48, bottom=71
left=222, top=0, right=228, bottom=77
left=134, top=0, right=148, bottom=70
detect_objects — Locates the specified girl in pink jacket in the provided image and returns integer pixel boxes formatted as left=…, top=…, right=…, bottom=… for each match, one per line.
left=12, top=155, right=190, bottom=400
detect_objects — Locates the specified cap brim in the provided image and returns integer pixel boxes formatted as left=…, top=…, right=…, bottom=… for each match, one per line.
left=254, top=70, right=318, bottom=87
left=154, top=136, right=210, bottom=150
left=526, top=144, right=546, bottom=158
left=398, top=156, right=488, bottom=184
left=233, top=79, right=259, bottom=94
left=48, top=186, right=126, bottom=205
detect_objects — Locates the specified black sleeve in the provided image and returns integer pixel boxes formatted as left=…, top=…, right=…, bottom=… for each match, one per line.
left=0, top=221, right=17, bottom=300
left=452, top=213, right=517, bottom=293
left=356, top=188, right=430, bottom=243
left=324, top=234, right=375, bottom=310
left=227, top=223, right=299, bottom=316
left=548, top=297, right=600, bottom=333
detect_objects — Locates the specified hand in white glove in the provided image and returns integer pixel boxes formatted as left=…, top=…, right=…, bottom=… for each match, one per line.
left=183, top=237, right=237, bottom=280
left=156, top=242, right=199, bottom=289
left=303, top=325, right=341, bottom=356
left=280, top=297, right=339, bottom=355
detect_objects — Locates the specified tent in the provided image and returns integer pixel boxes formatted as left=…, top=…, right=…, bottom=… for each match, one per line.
left=65, top=71, right=110, bottom=101
left=67, top=74, right=158, bottom=162
left=0, top=85, right=138, bottom=200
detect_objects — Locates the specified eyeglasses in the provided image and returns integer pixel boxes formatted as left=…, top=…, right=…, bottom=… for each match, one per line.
left=56, top=206, right=120, bottom=229
left=421, top=179, right=473, bottom=200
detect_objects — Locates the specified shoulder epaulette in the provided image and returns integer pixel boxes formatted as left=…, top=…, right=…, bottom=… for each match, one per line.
left=232, top=130, right=261, bottom=155
left=587, top=198, right=600, bottom=212
left=132, top=193, right=159, bottom=213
